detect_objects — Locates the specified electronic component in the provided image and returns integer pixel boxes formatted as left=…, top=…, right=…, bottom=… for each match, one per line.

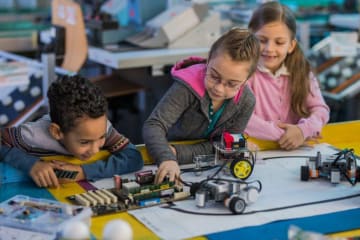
left=193, top=132, right=256, bottom=180
left=67, top=171, right=190, bottom=216
left=194, top=179, right=262, bottom=214
left=301, top=148, right=359, bottom=185
left=54, top=168, right=79, bottom=179
left=135, top=170, right=155, bottom=185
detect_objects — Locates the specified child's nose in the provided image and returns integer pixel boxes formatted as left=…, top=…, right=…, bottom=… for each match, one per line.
left=214, top=81, right=226, bottom=91
left=264, top=41, right=274, bottom=51
left=90, top=143, right=100, bottom=155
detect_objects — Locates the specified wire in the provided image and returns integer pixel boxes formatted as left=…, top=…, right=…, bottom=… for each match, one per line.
left=179, top=164, right=222, bottom=187
left=262, top=155, right=312, bottom=160
left=161, top=192, right=360, bottom=216
left=180, top=165, right=220, bottom=173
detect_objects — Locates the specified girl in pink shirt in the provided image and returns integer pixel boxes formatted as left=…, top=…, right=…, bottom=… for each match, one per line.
left=244, top=1, right=330, bottom=150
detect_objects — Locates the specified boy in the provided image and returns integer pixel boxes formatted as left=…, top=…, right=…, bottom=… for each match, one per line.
left=1, top=75, right=143, bottom=188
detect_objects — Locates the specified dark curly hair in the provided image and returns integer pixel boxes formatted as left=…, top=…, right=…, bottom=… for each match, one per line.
left=47, top=75, right=107, bottom=133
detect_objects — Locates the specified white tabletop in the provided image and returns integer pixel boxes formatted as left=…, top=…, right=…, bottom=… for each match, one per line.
left=88, top=46, right=209, bottom=69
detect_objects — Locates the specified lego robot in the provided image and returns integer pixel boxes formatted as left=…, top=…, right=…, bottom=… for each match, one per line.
left=194, top=178, right=262, bottom=214
left=300, top=148, right=359, bottom=185
left=194, top=132, right=256, bottom=180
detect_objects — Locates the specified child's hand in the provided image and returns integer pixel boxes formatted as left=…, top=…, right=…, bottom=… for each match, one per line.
left=30, top=161, right=60, bottom=188
left=277, top=123, right=304, bottom=150
left=155, top=160, right=180, bottom=184
left=51, top=161, right=85, bottom=183
left=303, top=134, right=323, bottom=147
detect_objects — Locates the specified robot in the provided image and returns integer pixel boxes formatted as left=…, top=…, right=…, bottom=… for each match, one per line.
left=300, top=148, right=359, bottom=185
left=190, top=132, right=260, bottom=214
left=194, top=132, right=256, bottom=180
left=194, top=178, right=261, bottom=214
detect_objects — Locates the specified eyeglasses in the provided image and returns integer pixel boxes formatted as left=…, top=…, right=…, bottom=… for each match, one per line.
left=206, top=72, right=245, bottom=90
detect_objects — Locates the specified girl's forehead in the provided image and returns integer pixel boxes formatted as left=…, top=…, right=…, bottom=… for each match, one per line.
left=256, top=22, right=293, bottom=37
left=208, top=54, right=251, bottom=78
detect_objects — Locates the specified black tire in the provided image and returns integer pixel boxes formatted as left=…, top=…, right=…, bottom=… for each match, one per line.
left=301, top=165, right=310, bottom=181
left=229, top=197, right=246, bottom=214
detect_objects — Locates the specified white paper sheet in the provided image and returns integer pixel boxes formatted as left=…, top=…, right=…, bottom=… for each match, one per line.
left=125, top=143, right=360, bottom=240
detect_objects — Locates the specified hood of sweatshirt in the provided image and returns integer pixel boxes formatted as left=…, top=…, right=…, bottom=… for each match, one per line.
left=171, top=56, right=244, bottom=103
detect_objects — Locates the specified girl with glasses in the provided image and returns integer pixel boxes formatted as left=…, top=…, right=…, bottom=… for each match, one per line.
left=143, top=28, right=260, bottom=183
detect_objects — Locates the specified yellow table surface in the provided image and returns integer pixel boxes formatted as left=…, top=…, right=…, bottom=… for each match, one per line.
left=47, top=120, right=360, bottom=239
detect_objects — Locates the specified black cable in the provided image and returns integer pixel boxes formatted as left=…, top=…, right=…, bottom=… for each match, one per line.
left=330, top=149, right=357, bottom=186
left=161, top=192, right=360, bottom=216
left=179, top=164, right=222, bottom=187
left=180, top=165, right=220, bottom=173
left=178, top=177, right=192, bottom=187
left=262, top=155, right=312, bottom=160
left=207, top=160, right=228, bottom=180
left=341, top=169, right=357, bottom=186
left=332, top=148, right=352, bottom=166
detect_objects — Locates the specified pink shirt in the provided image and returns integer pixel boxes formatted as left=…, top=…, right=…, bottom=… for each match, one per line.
left=244, top=65, right=330, bottom=141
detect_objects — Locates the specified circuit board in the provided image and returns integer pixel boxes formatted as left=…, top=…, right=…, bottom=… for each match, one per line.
left=67, top=170, right=190, bottom=216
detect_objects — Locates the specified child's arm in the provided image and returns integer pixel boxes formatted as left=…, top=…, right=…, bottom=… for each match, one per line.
left=1, top=145, right=39, bottom=172
left=143, top=83, right=190, bottom=166
left=81, top=143, right=143, bottom=181
left=143, top=83, right=198, bottom=183
left=51, top=142, right=143, bottom=182
left=277, top=76, right=329, bottom=150
left=0, top=145, right=60, bottom=187
left=244, top=113, right=286, bottom=141
left=296, top=73, right=330, bottom=140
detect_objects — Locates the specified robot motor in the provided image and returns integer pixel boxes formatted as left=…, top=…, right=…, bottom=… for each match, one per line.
left=194, top=178, right=262, bottom=214
left=301, top=148, right=359, bottom=185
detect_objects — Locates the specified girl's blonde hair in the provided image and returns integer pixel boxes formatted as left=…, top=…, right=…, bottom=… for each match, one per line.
left=248, top=1, right=311, bottom=118
left=208, top=28, right=260, bottom=79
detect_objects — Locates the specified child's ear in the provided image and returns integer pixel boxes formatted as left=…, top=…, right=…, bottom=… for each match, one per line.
left=49, top=123, right=63, bottom=140
left=288, top=39, right=297, bottom=54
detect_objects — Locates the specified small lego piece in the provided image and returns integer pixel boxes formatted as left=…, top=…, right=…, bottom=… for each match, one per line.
left=223, top=132, right=234, bottom=150
left=135, top=170, right=155, bottom=185
left=113, top=174, right=122, bottom=190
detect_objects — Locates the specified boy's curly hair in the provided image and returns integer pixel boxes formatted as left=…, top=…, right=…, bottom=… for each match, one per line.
left=47, top=75, right=107, bottom=133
